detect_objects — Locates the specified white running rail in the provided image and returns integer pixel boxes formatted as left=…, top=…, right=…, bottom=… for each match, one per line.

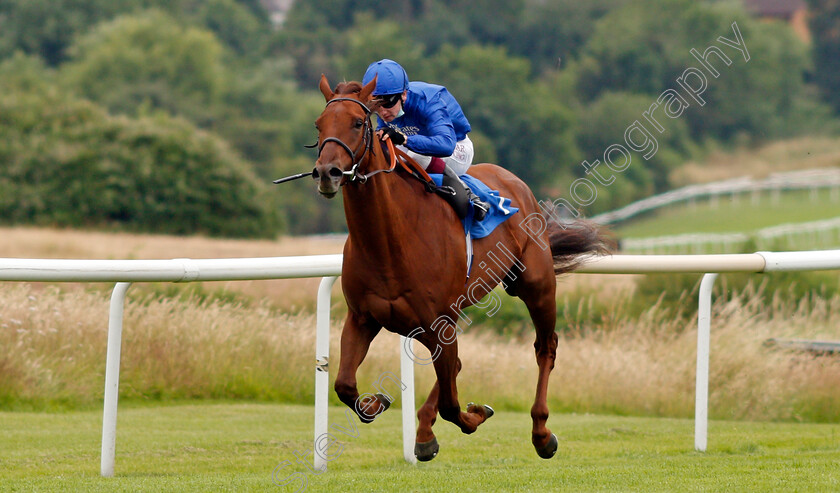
left=3, top=250, right=840, bottom=475
left=592, top=168, right=840, bottom=226
left=621, top=215, right=840, bottom=254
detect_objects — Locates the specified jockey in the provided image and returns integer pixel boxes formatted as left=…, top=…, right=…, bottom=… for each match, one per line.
left=362, top=59, right=490, bottom=221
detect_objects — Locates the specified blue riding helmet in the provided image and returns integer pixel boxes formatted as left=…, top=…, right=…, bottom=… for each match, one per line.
left=362, top=59, right=409, bottom=96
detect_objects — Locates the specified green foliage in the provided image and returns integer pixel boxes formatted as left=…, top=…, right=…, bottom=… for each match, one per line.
left=0, top=0, right=835, bottom=235
left=462, top=286, right=627, bottom=337
left=512, top=0, right=631, bottom=74
left=567, top=89, right=703, bottom=213
left=806, top=0, right=840, bottom=115
left=461, top=289, right=531, bottom=337
left=449, top=0, right=527, bottom=47
left=189, top=0, right=271, bottom=59
left=575, top=91, right=696, bottom=197
left=217, top=58, right=322, bottom=172
left=404, top=1, right=474, bottom=53
left=428, top=44, right=579, bottom=188
left=631, top=273, right=702, bottom=320
left=0, top=0, right=268, bottom=65
left=264, top=3, right=344, bottom=89
left=0, top=63, right=280, bottom=237
left=0, top=0, right=138, bottom=65
left=576, top=0, right=813, bottom=143
left=61, top=9, right=228, bottom=124
left=633, top=270, right=840, bottom=322
left=334, top=15, right=428, bottom=83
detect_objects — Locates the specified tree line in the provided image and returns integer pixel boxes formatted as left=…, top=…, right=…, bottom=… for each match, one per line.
left=0, top=0, right=837, bottom=236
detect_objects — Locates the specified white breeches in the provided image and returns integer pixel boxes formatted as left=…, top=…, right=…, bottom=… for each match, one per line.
left=398, top=135, right=474, bottom=176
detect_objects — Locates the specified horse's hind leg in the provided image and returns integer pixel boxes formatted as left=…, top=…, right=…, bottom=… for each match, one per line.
left=515, top=254, right=560, bottom=459
left=334, top=312, right=388, bottom=423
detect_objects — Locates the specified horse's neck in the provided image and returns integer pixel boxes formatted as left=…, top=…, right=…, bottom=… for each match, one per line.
left=342, top=151, right=446, bottom=261
left=343, top=168, right=412, bottom=246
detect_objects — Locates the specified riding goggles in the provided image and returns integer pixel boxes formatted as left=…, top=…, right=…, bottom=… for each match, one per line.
left=375, top=93, right=402, bottom=109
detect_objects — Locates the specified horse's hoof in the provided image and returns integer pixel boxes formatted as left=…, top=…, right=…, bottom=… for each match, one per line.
left=467, top=402, right=494, bottom=420
left=375, top=393, right=392, bottom=412
left=414, top=437, right=439, bottom=462
left=358, top=394, right=391, bottom=423
left=535, top=433, right=558, bottom=459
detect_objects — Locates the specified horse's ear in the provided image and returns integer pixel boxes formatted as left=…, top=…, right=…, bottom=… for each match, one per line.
left=360, top=75, right=377, bottom=102
left=319, top=74, right=333, bottom=101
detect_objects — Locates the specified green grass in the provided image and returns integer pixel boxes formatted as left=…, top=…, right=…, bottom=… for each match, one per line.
left=614, top=189, right=840, bottom=238
left=2, top=402, right=839, bottom=492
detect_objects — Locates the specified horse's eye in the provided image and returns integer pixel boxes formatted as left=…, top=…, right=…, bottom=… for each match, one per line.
left=354, top=119, right=364, bottom=129
left=314, top=123, right=320, bottom=131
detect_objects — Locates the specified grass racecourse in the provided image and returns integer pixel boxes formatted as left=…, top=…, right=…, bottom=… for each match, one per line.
left=613, top=188, right=840, bottom=239
left=2, top=402, right=839, bottom=492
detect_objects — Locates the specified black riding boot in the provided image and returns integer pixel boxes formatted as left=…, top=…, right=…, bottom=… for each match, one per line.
left=442, top=166, right=489, bottom=221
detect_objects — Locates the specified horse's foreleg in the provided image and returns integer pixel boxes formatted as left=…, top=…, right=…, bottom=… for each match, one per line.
left=428, top=337, right=493, bottom=435
left=334, top=313, right=385, bottom=424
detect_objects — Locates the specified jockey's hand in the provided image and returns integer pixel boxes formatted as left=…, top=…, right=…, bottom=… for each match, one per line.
left=380, top=127, right=406, bottom=145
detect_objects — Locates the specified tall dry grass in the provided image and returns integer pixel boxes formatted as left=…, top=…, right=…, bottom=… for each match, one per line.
left=0, top=284, right=319, bottom=408
left=2, top=282, right=839, bottom=422
left=545, top=289, right=840, bottom=422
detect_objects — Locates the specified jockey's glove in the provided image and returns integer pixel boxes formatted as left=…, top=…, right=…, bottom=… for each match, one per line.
left=383, top=127, right=406, bottom=145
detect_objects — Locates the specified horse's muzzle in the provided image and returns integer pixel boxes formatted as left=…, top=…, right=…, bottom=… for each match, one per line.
left=313, top=164, right=345, bottom=198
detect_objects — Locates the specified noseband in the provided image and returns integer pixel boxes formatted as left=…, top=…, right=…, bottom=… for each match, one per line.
left=313, top=97, right=379, bottom=184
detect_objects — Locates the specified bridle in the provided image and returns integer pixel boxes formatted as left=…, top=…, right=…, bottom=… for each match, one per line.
left=311, top=97, right=394, bottom=185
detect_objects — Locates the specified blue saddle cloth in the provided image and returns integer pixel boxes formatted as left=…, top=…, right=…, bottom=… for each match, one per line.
left=429, top=173, right=519, bottom=239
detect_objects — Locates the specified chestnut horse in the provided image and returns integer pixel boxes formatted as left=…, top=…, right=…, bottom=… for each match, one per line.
left=312, top=75, right=608, bottom=461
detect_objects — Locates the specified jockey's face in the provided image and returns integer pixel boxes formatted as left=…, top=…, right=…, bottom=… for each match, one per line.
left=374, top=91, right=406, bottom=122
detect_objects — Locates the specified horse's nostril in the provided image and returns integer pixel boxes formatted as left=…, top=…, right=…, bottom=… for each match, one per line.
left=328, top=167, right=344, bottom=178
left=312, top=168, right=320, bottom=179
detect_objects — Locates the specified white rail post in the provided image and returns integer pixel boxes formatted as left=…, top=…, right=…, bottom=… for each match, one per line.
left=314, top=276, right=337, bottom=472
left=101, top=282, right=132, bottom=477
left=400, top=336, right=417, bottom=464
left=695, top=273, right=718, bottom=452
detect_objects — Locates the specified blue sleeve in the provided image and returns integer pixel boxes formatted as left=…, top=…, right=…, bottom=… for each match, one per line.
left=405, top=96, right=457, bottom=157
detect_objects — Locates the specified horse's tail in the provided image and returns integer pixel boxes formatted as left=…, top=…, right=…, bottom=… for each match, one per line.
left=547, top=218, right=613, bottom=275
